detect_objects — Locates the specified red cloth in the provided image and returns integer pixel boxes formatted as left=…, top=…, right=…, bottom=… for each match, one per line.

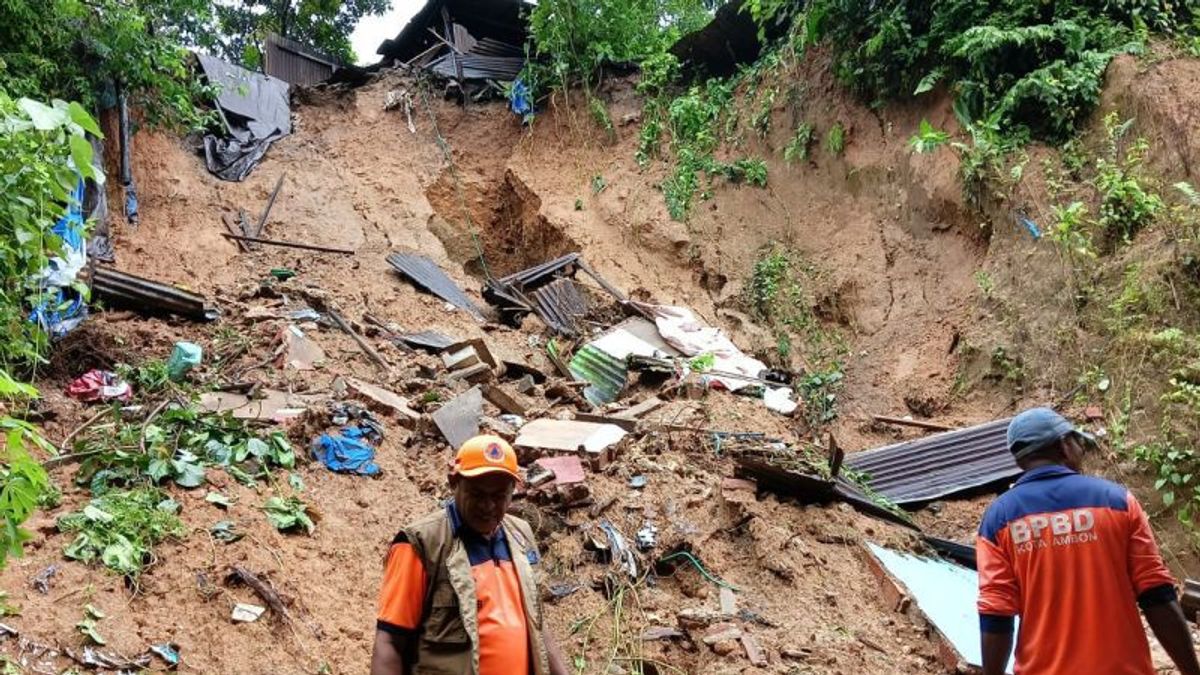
left=65, top=370, right=131, bottom=403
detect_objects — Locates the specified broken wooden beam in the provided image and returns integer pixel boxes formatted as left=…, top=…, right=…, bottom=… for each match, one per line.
left=328, top=309, right=390, bottom=372
left=221, top=213, right=251, bottom=252
left=872, top=414, right=956, bottom=432
left=482, top=384, right=531, bottom=416
left=220, top=232, right=354, bottom=255
left=255, top=172, right=286, bottom=239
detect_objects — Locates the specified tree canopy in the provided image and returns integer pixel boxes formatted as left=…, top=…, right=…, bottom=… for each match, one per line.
left=206, top=0, right=392, bottom=68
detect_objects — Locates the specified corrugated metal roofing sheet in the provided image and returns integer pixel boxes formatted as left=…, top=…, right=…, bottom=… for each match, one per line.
left=386, top=252, right=486, bottom=322
left=842, top=418, right=1017, bottom=505
left=569, top=345, right=627, bottom=405
left=264, top=34, right=337, bottom=86
left=532, top=277, right=588, bottom=335
left=429, top=52, right=525, bottom=81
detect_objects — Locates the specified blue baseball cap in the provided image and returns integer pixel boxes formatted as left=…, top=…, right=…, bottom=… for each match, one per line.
left=1007, top=407, right=1094, bottom=459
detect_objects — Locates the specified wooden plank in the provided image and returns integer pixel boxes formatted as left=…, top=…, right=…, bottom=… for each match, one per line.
left=572, top=412, right=638, bottom=433
left=615, top=396, right=664, bottom=419
left=482, top=384, right=530, bottom=416
left=872, top=414, right=957, bottom=432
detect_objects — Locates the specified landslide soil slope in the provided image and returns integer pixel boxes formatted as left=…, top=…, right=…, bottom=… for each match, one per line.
left=2, top=48, right=1198, bottom=674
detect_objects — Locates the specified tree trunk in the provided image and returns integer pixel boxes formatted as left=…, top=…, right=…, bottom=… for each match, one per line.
left=277, top=0, right=291, bottom=37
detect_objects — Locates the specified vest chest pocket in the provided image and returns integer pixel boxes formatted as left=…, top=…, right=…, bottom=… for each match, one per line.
left=422, top=581, right=470, bottom=648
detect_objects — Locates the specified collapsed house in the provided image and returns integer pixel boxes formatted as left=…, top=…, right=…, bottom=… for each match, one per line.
left=375, top=0, right=530, bottom=98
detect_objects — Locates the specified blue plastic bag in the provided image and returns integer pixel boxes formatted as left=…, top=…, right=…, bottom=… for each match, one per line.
left=509, top=79, right=533, bottom=120
left=312, top=425, right=381, bottom=477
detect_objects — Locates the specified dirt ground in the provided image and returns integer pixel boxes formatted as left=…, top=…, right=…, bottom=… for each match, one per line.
left=3, top=48, right=1200, bottom=674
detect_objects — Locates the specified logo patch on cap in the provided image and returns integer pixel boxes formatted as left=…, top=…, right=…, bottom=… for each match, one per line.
left=485, top=442, right=505, bottom=463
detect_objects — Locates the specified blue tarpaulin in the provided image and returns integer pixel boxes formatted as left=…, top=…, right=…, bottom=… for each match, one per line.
left=312, top=425, right=381, bottom=476
left=30, top=178, right=89, bottom=338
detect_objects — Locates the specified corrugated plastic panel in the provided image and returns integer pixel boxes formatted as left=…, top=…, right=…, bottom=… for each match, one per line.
left=387, top=252, right=486, bottom=322
left=843, top=418, right=1016, bottom=505
left=569, top=345, right=627, bottom=405
left=532, top=278, right=588, bottom=335
left=867, top=543, right=1016, bottom=672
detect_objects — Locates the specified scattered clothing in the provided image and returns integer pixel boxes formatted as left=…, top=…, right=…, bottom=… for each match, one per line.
left=311, top=425, right=381, bottom=476
left=65, top=370, right=131, bottom=403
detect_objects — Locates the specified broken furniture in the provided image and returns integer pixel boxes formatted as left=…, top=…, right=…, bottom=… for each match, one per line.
left=90, top=267, right=219, bottom=322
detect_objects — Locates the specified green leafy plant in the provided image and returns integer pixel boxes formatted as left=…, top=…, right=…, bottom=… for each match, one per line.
left=75, top=406, right=296, bottom=495
left=115, top=360, right=171, bottom=395
left=782, top=123, right=814, bottom=164
left=800, top=0, right=1172, bottom=144
left=523, top=0, right=711, bottom=96
left=908, top=119, right=950, bottom=153
left=687, top=353, right=716, bottom=372
left=0, top=374, right=54, bottom=570
left=798, top=366, right=845, bottom=427
left=0, top=94, right=105, bottom=371
left=57, top=487, right=185, bottom=578
left=1094, top=113, right=1163, bottom=244
left=826, top=122, right=846, bottom=156
left=588, top=96, right=615, bottom=142
left=1, top=0, right=215, bottom=129
left=1049, top=201, right=1097, bottom=259
left=263, top=495, right=315, bottom=535
left=76, top=604, right=106, bottom=645
left=989, top=346, right=1025, bottom=384
left=974, top=270, right=995, bottom=298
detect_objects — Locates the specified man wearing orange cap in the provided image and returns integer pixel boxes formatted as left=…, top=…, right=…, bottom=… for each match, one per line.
left=370, top=435, right=570, bottom=675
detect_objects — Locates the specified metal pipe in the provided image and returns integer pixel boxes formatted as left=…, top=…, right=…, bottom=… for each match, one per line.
left=220, top=232, right=354, bottom=255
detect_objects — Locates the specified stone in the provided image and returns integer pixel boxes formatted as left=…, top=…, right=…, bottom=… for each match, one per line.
left=702, top=622, right=743, bottom=645
left=719, top=587, right=737, bottom=616
left=710, top=639, right=738, bottom=656
left=741, top=634, right=768, bottom=666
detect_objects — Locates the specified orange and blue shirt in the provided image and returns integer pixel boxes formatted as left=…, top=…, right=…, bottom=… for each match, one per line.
left=377, top=502, right=532, bottom=674
left=977, top=465, right=1177, bottom=674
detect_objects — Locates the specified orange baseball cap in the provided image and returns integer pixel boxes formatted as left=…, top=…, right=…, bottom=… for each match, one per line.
left=452, top=435, right=521, bottom=481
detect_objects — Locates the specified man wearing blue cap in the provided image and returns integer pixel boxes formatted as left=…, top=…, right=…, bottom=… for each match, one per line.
left=976, top=407, right=1200, bottom=675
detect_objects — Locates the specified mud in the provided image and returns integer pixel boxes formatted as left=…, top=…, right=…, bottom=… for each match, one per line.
left=5, top=46, right=1200, bottom=674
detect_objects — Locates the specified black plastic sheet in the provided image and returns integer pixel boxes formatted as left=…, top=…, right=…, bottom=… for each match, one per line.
left=196, top=53, right=292, bottom=182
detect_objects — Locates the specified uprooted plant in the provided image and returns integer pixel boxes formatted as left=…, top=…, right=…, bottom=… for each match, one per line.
left=73, top=403, right=296, bottom=495
left=56, top=486, right=186, bottom=578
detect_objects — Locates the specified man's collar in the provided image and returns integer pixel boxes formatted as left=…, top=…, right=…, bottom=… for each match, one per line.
left=1015, top=464, right=1076, bottom=485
